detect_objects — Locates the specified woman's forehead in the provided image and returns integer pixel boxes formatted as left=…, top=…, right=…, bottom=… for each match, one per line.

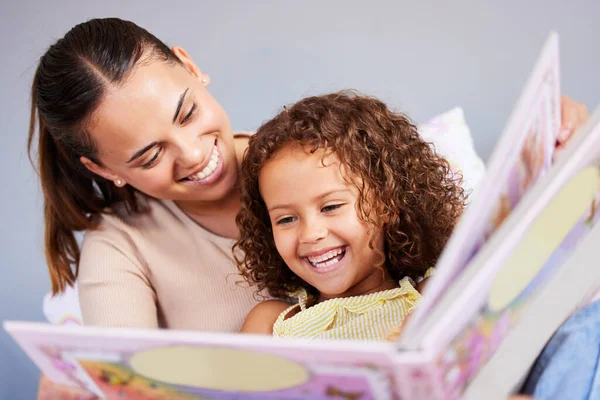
left=106, top=61, right=188, bottom=112
left=90, top=62, right=191, bottom=147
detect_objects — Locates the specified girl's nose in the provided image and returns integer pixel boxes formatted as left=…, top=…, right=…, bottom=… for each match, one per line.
left=299, top=220, right=328, bottom=243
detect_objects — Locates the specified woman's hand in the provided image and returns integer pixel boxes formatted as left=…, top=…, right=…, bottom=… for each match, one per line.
left=554, top=95, right=590, bottom=161
left=38, top=374, right=97, bottom=400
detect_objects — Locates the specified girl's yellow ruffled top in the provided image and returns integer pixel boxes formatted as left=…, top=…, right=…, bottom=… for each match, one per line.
left=273, top=274, right=428, bottom=341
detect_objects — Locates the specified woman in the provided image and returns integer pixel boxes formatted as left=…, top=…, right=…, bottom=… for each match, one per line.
left=31, top=18, right=261, bottom=332
left=32, top=17, right=588, bottom=399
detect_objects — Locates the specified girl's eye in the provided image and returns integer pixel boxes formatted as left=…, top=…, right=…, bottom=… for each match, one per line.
left=321, top=204, right=343, bottom=213
left=181, top=103, right=197, bottom=124
left=276, top=216, right=297, bottom=226
left=141, top=148, right=161, bottom=169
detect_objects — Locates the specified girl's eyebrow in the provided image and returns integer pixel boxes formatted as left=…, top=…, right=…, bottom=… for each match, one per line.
left=267, top=189, right=349, bottom=212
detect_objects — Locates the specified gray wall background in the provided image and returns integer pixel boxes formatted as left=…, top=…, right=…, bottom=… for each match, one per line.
left=1, top=1, right=598, bottom=398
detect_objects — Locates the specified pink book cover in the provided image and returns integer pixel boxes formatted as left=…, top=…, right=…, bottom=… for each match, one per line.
left=4, top=321, right=403, bottom=399
left=402, top=32, right=562, bottom=339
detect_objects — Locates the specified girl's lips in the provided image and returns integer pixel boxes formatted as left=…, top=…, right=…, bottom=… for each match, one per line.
left=303, top=247, right=348, bottom=275
left=301, top=245, right=346, bottom=259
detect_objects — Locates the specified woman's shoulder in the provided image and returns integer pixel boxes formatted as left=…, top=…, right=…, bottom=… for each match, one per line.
left=79, top=195, right=233, bottom=276
left=80, top=196, right=201, bottom=267
left=77, top=197, right=203, bottom=295
left=83, top=197, right=169, bottom=242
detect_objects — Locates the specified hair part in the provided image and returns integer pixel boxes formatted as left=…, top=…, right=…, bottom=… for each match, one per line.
left=234, top=90, right=467, bottom=299
left=28, top=18, right=182, bottom=294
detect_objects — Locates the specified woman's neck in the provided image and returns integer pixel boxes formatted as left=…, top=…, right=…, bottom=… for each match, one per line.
left=175, top=187, right=242, bottom=239
left=173, top=135, right=249, bottom=239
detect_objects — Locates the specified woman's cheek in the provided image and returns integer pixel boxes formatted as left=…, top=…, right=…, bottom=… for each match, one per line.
left=133, top=168, right=176, bottom=197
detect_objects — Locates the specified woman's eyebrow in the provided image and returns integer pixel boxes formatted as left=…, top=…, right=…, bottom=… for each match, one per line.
left=126, top=87, right=190, bottom=164
left=172, top=88, right=189, bottom=123
left=126, top=142, right=158, bottom=164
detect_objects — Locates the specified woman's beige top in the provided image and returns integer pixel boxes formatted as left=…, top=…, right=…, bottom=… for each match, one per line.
left=77, top=197, right=261, bottom=331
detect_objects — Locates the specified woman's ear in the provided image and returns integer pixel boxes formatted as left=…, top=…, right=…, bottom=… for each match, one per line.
left=172, top=46, right=210, bottom=85
left=80, top=156, right=126, bottom=187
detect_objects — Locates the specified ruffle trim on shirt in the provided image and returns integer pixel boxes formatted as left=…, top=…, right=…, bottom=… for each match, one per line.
left=273, top=277, right=422, bottom=338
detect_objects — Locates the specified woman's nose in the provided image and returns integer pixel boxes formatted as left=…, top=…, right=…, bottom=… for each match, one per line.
left=176, top=133, right=205, bottom=169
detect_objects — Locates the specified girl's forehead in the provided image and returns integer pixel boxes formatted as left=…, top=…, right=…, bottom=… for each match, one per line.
left=261, top=144, right=366, bottom=188
left=270, top=144, right=337, bottom=164
left=259, top=145, right=359, bottom=199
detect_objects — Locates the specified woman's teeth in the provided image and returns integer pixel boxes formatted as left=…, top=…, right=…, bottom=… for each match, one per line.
left=307, top=247, right=346, bottom=269
left=187, top=145, right=219, bottom=181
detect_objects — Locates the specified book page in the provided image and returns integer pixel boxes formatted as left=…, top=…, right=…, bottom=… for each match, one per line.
left=410, top=108, right=600, bottom=398
left=465, top=216, right=600, bottom=399
left=437, top=167, right=600, bottom=397
left=401, top=32, right=561, bottom=339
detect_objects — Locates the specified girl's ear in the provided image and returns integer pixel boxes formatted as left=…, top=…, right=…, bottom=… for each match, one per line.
left=380, top=212, right=392, bottom=224
left=377, top=203, right=392, bottom=224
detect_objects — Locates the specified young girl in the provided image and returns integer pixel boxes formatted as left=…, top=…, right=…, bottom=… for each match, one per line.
left=235, top=91, right=466, bottom=340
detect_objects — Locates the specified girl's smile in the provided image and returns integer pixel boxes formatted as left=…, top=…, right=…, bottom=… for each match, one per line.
left=302, top=245, right=348, bottom=274
left=259, top=144, right=393, bottom=300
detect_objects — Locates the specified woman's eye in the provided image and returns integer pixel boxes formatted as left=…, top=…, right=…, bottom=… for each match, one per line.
left=276, top=216, right=297, bottom=226
left=181, top=103, right=197, bottom=124
left=321, top=204, right=343, bottom=213
left=141, top=149, right=161, bottom=169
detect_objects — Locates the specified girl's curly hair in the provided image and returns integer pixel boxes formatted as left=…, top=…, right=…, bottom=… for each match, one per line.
left=234, top=91, right=466, bottom=299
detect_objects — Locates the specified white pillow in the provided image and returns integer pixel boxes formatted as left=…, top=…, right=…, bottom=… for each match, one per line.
left=418, top=107, right=486, bottom=197
left=43, top=283, right=83, bottom=326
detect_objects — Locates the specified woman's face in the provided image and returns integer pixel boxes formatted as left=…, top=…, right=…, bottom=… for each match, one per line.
left=83, top=49, right=238, bottom=204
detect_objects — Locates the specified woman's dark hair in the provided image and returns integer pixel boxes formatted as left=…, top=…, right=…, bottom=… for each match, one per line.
left=28, top=18, right=183, bottom=294
left=235, top=91, right=467, bottom=299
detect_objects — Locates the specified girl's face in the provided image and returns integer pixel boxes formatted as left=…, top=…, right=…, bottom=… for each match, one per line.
left=259, top=144, right=389, bottom=300
left=82, top=49, right=238, bottom=204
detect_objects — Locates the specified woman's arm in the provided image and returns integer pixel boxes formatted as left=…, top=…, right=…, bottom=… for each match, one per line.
left=240, top=300, right=292, bottom=335
left=77, top=235, right=159, bottom=328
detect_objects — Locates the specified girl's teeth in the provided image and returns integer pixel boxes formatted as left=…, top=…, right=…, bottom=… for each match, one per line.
left=307, top=248, right=345, bottom=268
left=308, top=247, right=343, bottom=263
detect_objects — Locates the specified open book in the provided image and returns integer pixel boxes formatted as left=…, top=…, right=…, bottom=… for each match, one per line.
left=5, top=32, right=600, bottom=400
